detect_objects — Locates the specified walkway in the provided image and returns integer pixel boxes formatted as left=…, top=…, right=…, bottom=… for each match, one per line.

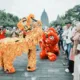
left=0, top=50, right=73, bottom=80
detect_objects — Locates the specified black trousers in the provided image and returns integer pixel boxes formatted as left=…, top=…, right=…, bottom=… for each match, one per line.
left=58, top=39, right=64, bottom=50
left=68, top=60, right=74, bottom=73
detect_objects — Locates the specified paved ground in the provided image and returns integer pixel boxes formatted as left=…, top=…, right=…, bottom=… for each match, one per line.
left=0, top=49, right=73, bottom=80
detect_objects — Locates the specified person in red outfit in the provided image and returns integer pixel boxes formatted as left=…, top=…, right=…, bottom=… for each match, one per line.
left=0, top=28, right=6, bottom=39
left=39, top=27, right=59, bottom=61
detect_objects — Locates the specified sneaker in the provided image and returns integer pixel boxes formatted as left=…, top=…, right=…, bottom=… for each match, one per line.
left=65, top=68, right=69, bottom=73
left=63, top=51, right=66, bottom=55
left=63, top=62, right=68, bottom=66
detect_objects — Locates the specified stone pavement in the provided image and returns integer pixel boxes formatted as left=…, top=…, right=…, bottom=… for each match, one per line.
left=0, top=50, right=73, bottom=80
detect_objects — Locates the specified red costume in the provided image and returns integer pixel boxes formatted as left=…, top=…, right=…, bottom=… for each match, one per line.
left=39, top=27, right=59, bottom=61
left=0, top=29, right=6, bottom=39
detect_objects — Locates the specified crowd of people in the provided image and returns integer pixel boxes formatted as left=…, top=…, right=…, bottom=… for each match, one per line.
left=56, top=21, right=80, bottom=77
left=0, top=26, right=25, bottom=39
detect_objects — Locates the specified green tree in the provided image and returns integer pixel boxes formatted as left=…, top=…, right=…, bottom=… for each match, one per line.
left=49, top=4, right=80, bottom=27
left=0, top=10, right=19, bottom=27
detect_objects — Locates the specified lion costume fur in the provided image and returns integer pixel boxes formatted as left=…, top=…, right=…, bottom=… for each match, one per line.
left=39, top=27, right=59, bottom=61
left=0, top=14, right=43, bottom=73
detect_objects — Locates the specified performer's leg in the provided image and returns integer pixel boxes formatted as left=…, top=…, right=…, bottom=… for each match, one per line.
left=3, top=53, right=15, bottom=73
left=47, top=52, right=57, bottom=61
left=40, top=50, right=48, bottom=59
left=0, top=51, right=3, bottom=70
left=27, top=46, right=36, bottom=71
left=52, top=45, right=60, bottom=56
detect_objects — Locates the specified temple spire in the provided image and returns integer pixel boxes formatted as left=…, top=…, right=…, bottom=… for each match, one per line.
left=41, top=9, right=49, bottom=29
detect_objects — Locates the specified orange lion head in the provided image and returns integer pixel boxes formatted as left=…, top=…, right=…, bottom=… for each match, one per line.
left=17, top=14, right=42, bottom=31
left=17, top=14, right=34, bottom=31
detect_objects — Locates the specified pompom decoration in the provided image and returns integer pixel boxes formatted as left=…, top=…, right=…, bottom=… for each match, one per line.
left=47, top=52, right=57, bottom=61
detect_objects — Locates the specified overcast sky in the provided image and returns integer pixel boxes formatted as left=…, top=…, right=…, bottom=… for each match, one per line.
left=0, top=0, right=80, bottom=22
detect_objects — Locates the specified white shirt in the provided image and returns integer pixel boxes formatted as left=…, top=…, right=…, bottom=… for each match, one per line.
left=62, top=26, right=73, bottom=44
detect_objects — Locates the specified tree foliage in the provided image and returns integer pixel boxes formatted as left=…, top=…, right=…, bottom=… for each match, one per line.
left=0, top=10, right=19, bottom=27
left=50, top=5, right=80, bottom=27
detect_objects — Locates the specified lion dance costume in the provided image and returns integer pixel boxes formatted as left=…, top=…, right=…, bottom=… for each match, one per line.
left=0, top=14, right=43, bottom=73
left=39, top=27, right=59, bottom=61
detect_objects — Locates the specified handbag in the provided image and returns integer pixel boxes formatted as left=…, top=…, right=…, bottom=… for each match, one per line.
left=69, top=48, right=74, bottom=61
left=77, top=38, right=80, bottom=51
left=77, top=44, right=80, bottom=51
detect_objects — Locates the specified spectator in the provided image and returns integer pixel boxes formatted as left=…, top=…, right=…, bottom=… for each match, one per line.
left=73, top=22, right=80, bottom=80
left=65, top=26, right=76, bottom=74
left=63, top=21, right=73, bottom=72
left=67, top=22, right=80, bottom=76
left=0, top=27, right=6, bottom=39
left=62, top=26, right=68, bottom=54
left=11, top=32, right=19, bottom=38
left=57, top=25, right=64, bottom=50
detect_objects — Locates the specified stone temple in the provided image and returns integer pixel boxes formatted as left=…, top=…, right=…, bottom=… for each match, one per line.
left=41, top=9, right=49, bottom=29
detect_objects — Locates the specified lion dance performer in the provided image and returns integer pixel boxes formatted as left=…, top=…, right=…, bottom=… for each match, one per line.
left=0, top=14, right=43, bottom=73
left=39, top=27, right=59, bottom=61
